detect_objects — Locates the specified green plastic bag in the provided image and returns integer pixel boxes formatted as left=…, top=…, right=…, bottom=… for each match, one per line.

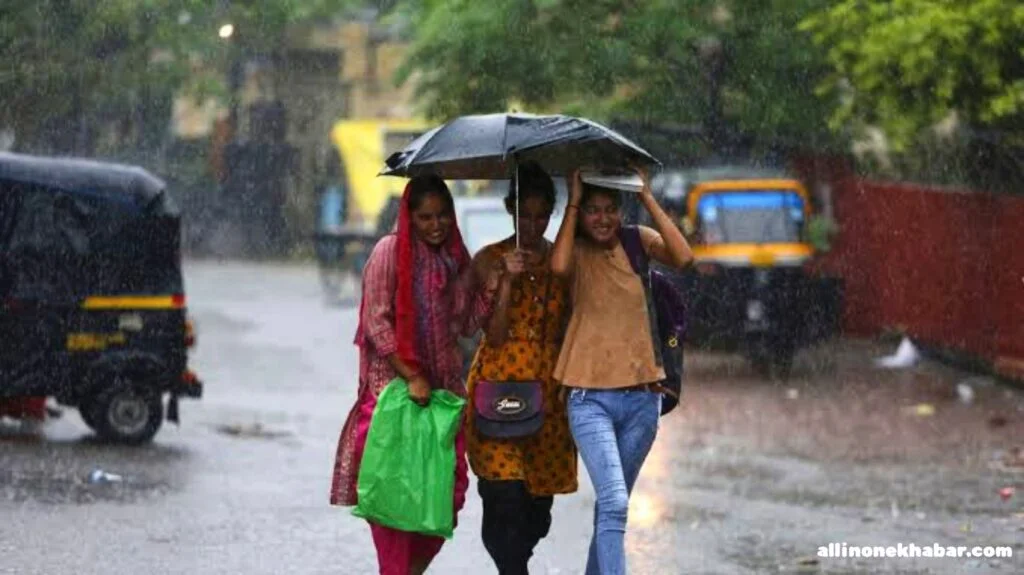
left=352, top=378, right=466, bottom=539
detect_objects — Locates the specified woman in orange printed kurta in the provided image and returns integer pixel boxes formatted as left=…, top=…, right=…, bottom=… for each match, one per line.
left=465, top=163, right=577, bottom=574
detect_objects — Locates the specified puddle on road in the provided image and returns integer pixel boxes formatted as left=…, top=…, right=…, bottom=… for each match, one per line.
left=0, top=467, right=172, bottom=505
left=0, top=422, right=188, bottom=505
left=213, top=422, right=293, bottom=440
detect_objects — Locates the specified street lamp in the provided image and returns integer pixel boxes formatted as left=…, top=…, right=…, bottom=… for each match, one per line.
left=219, top=21, right=242, bottom=141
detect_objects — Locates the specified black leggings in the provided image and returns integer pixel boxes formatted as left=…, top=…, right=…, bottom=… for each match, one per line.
left=478, top=479, right=554, bottom=575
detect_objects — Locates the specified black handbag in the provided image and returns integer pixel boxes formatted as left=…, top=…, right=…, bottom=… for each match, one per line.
left=472, top=270, right=553, bottom=439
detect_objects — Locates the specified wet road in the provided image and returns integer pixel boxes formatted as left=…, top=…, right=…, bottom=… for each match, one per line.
left=2, top=261, right=1022, bottom=574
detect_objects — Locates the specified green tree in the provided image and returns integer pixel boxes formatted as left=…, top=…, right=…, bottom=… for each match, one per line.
left=393, top=0, right=837, bottom=145
left=0, top=0, right=352, bottom=154
left=801, top=0, right=1024, bottom=150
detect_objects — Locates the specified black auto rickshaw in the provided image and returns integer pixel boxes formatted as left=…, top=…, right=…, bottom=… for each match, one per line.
left=0, top=153, right=202, bottom=443
left=639, top=165, right=842, bottom=378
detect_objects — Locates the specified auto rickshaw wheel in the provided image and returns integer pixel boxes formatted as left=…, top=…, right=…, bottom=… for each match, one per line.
left=86, top=384, right=164, bottom=445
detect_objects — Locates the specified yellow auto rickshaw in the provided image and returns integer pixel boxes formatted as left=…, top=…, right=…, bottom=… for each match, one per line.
left=647, top=165, right=841, bottom=378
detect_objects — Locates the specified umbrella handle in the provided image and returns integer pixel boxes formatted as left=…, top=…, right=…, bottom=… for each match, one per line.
left=514, top=158, right=520, bottom=251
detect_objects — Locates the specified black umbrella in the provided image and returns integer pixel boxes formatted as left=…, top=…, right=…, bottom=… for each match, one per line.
left=381, top=113, right=660, bottom=180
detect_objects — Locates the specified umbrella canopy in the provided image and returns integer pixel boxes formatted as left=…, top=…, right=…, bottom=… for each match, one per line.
left=381, top=113, right=660, bottom=180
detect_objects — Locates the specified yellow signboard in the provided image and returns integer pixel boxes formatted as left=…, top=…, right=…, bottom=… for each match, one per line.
left=329, top=119, right=431, bottom=224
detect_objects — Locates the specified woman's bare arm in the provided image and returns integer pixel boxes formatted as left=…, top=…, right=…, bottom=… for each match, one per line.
left=638, top=168, right=693, bottom=268
left=551, top=169, right=583, bottom=277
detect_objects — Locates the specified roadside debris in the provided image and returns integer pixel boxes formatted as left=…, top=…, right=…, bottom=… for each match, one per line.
left=903, top=403, right=936, bottom=417
left=874, top=337, right=920, bottom=369
left=999, top=487, right=1015, bottom=502
left=956, top=383, right=975, bottom=404
left=786, top=388, right=800, bottom=400
left=215, top=422, right=292, bottom=439
left=87, top=469, right=123, bottom=484
left=794, top=555, right=820, bottom=570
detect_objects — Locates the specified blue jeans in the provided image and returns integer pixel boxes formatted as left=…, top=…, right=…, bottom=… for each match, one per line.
left=567, top=388, right=661, bottom=575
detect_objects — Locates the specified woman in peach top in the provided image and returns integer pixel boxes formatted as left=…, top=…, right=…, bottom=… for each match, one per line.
left=550, top=168, right=693, bottom=575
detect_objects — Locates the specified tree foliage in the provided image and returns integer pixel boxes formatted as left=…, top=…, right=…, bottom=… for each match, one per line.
left=0, top=0, right=353, bottom=154
left=801, top=0, right=1024, bottom=149
left=393, top=0, right=836, bottom=145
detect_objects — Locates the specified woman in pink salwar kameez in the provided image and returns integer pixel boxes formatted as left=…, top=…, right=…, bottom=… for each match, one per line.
left=330, top=175, right=501, bottom=575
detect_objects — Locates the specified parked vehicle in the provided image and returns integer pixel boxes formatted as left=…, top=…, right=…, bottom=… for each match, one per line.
left=638, top=165, right=842, bottom=378
left=0, top=153, right=203, bottom=443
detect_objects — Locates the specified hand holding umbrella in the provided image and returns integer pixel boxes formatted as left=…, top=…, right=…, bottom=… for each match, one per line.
left=568, top=168, right=584, bottom=209
left=502, top=249, right=529, bottom=278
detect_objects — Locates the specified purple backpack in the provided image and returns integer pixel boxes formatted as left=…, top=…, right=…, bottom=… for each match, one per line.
left=618, top=226, right=686, bottom=415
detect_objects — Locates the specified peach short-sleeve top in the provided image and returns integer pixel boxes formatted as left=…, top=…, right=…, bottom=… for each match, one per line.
left=553, top=226, right=665, bottom=389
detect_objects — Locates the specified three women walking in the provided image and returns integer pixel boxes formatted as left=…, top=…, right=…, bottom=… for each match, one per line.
left=331, top=163, right=692, bottom=574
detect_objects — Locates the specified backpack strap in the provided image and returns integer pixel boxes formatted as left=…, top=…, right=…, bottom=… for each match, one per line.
left=617, top=226, right=664, bottom=369
left=618, top=225, right=648, bottom=277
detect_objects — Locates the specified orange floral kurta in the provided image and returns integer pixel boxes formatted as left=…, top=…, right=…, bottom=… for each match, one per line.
left=465, top=241, right=578, bottom=496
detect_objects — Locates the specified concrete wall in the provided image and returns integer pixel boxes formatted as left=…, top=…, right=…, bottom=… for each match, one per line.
left=811, top=173, right=1024, bottom=380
